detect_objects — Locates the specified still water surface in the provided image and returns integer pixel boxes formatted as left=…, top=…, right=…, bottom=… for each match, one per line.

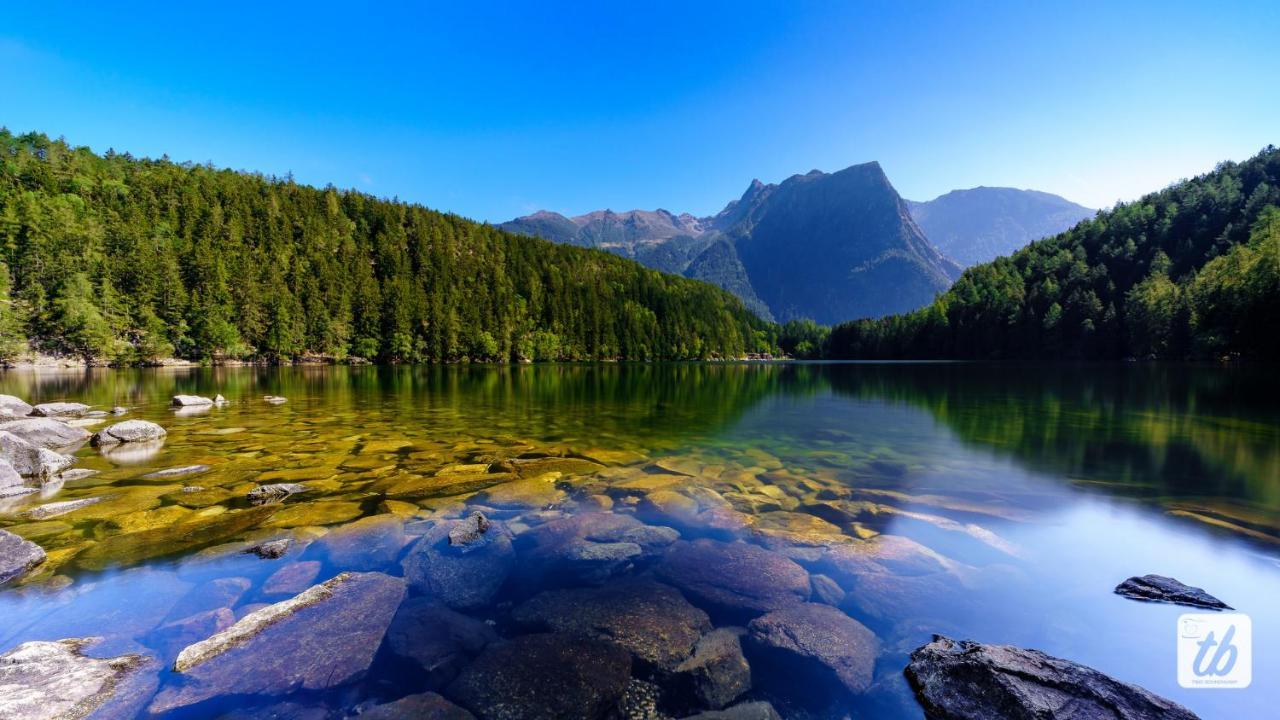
left=0, top=363, right=1276, bottom=718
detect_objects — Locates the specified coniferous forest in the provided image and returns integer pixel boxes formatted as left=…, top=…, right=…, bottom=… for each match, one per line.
left=0, top=131, right=775, bottom=364
left=823, top=146, right=1280, bottom=361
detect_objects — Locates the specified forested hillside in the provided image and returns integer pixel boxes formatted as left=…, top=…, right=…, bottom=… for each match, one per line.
left=0, top=131, right=775, bottom=364
left=826, top=147, right=1280, bottom=360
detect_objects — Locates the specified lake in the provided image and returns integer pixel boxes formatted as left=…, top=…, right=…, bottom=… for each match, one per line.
left=1, top=363, right=1276, bottom=719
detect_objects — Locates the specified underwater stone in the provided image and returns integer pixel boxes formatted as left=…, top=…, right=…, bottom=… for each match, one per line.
left=360, top=693, right=477, bottom=720
left=905, top=635, right=1200, bottom=720
left=402, top=515, right=515, bottom=609
left=77, top=505, right=278, bottom=571
left=678, top=701, right=783, bottom=720
left=655, top=539, right=810, bottom=616
left=747, top=602, right=880, bottom=695
left=262, top=561, right=322, bottom=595
left=386, top=596, right=498, bottom=682
left=247, top=482, right=309, bottom=504
left=245, top=538, right=292, bottom=559
left=674, top=627, right=753, bottom=710
left=314, top=513, right=405, bottom=571
left=1115, top=574, right=1231, bottom=610
left=446, top=633, right=632, bottom=720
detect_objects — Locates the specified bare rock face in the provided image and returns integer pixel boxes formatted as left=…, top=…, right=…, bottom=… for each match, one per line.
left=149, top=572, right=405, bottom=714
left=446, top=633, right=632, bottom=720
left=655, top=539, right=810, bottom=616
left=90, top=419, right=167, bottom=446
left=905, top=635, right=1200, bottom=720
left=0, top=418, right=91, bottom=449
left=1115, top=575, right=1231, bottom=610
left=0, top=638, right=157, bottom=720
left=0, top=528, right=46, bottom=586
left=747, top=602, right=879, bottom=695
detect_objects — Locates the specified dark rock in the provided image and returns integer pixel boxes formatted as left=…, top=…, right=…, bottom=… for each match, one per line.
left=905, top=635, right=1200, bottom=720
left=445, top=633, right=632, bottom=720
left=0, top=637, right=158, bottom=720
left=263, top=561, right=322, bottom=595
left=150, top=572, right=405, bottom=713
left=674, top=627, right=752, bottom=709
left=448, top=511, right=492, bottom=546
left=0, top=418, right=91, bottom=449
left=655, top=539, right=810, bottom=616
left=1115, top=574, right=1231, bottom=610
left=360, top=692, right=476, bottom=720
left=747, top=602, right=879, bottom=694
left=678, top=701, right=782, bottom=720
left=402, top=516, right=515, bottom=609
left=0, top=528, right=46, bottom=586
left=246, top=538, right=292, bottom=559
left=314, top=514, right=405, bottom=571
left=810, top=574, right=845, bottom=606
left=247, top=482, right=308, bottom=504
left=386, top=596, right=498, bottom=682
left=513, top=578, right=712, bottom=671
left=90, top=419, right=167, bottom=446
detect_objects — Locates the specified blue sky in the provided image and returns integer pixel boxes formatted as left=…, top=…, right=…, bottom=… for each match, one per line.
left=1, top=1, right=1276, bottom=221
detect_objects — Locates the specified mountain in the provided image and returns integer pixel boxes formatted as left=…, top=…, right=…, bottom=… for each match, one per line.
left=826, top=146, right=1280, bottom=361
left=0, top=130, right=775, bottom=364
left=501, top=161, right=960, bottom=324
left=907, top=187, right=1094, bottom=266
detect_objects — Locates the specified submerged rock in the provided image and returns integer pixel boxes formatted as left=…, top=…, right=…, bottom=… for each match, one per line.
left=1115, top=574, right=1232, bottom=610
left=77, top=505, right=278, bottom=571
left=171, top=394, right=215, bottom=407
left=151, top=572, right=405, bottom=713
left=262, top=561, right=322, bottom=595
left=22, top=496, right=108, bottom=520
left=314, top=513, right=405, bottom=571
left=361, top=692, right=477, bottom=720
left=386, top=596, right=498, bottom=681
left=0, top=430, right=74, bottom=479
left=446, top=633, right=632, bottom=720
left=0, top=638, right=157, bottom=720
left=905, top=635, right=1200, bottom=720
left=747, top=602, right=880, bottom=695
left=0, top=528, right=46, bottom=586
left=30, top=402, right=91, bottom=418
left=513, top=577, right=713, bottom=671
left=403, top=514, right=515, bottom=609
left=678, top=702, right=782, bottom=720
left=90, top=419, right=167, bottom=446
left=142, top=464, right=210, bottom=479
left=674, top=627, right=753, bottom=710
left=247, top=482, right=310, bottom=504
left=245, top=538, right=292, bottom=559
left=655, top=539, right=810, bottom=616
left=0, top=418, right=91, bottom=449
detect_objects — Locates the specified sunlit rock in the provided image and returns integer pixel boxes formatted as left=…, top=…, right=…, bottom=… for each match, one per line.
left=90, top=419, right=167, bottom=446
left=0, top=528, right=46, bottom=586
left=171, top=395, right=214, bottom=407
left=0, top=638, right=157, bottom=720
left=0, top=393, right=33, bottom=417
left=30, top=402, right=91, bottom=418
left=0, top=430, right=74, bottom=479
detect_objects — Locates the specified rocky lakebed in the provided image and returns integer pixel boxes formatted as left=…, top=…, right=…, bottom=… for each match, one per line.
left=0, top=366, right=1267, bottom=720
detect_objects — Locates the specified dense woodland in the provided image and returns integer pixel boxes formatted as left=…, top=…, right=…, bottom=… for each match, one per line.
left=0, top=131, right=776, bottom=364
left=823, top=147, right=1280, bottom=360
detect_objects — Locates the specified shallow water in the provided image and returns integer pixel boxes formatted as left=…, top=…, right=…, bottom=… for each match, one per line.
left=0, top=363, right=1276, bottom=719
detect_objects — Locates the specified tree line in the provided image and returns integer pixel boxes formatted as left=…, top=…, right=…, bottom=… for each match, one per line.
left=0, top=131, right=776, bottom=364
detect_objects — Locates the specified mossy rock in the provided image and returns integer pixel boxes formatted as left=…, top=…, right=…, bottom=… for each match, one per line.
left=76, top=505, right=279, bottom=571
left=508, top=458, right=605, bottom=479
left=60, top=486, right=181, bottom=522
left=162, top=487, right=236, bottom=508
left=5, top=520, right=75, bottom=541
left=382, top=473, right=515, bottom=500
left=94, top=505, right=195, bottom=537
left=266, top=501, right=364, bottom=528
left=256, top=466, right=340, bottom=483
left=572, top=448, right=648, bottom=466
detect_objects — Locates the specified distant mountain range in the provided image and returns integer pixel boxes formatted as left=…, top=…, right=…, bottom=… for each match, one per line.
left=906, top=187, right=1094, bottom=267
left=500, top=165, right=1090, bottom=324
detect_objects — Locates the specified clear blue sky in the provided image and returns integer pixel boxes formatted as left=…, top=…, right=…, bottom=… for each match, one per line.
left=1, top=1, right=1276, bottom=221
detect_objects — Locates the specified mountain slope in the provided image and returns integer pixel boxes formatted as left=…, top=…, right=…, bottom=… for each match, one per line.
left=827, top=146, right=1280, bottom=360
left=724, top=163, right=961, bottom=324
left=0, top=130, right=774, bottom=364
left=907, top=187, right=1094, bottom=266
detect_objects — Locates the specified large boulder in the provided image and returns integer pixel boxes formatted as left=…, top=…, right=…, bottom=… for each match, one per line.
left=905, top=635, right=1200, bottom=720
left=0, top=418, right=91, bottom=450
left=445, top=633, right=632, bottom=720
left=402, top=513, right=515, bottom=609
left=0, top=430, right=75, bottom=479
left=30, top=402, right=91, bottom=418
left=0, top=638, right=158, bottom=720
left=361, top=693, right=476, bottom=720
left=90, top=420, right=167, bottom=446
left=747, top=602, right=880, bottom=695
left=1, top=456, right=27, bottom=492
left=76, top=505, right=279, bottom=571
left=513, top=578, right=712, bottom=671
left=150, top=572, right=405, bottom=713
left=1115, top=575, right=1231, bottom=610
left=0, top=394, right=33, bottom=417
left=171, top=395, right=215, bottom=407
left=386, top=596, right=498, bottom=682
left=313, top=513, right=405, bottom=571
left=0, top=528, right=46, bottom=586
left=674, top=628, right=752, bottom=710
left=655, top=539, right=810, bottom=616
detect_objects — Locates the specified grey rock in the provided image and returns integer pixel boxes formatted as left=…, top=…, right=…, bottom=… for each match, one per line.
left=0, top=393, right=33, bottom=417
left=148, top=608, right=236, bottom=659
left=30, top=402, right=91, bottom=418
left=402, top=516, right=515, bottom=609
left=264, top=395, right=288, bottom=405
left=675, top=627, right=752, bottom=709
left=386, top=596, right=498, bottom=681
left=0, top=418, right=91, bottom=449
left=150, top=571, right=405, bottom=713
left=747, top=602, right=879, bottom=694
left=1, top=456, right=23, bottom=488
left=90, top=419, right=167, bottom=446
left=247, top=482, right=309, bottom=504
left=0, top=638, right=157, bottom=720
left=905, top=635, right=1200, bottom=720
left=22, top=496, right=107, bottom=520
left=57, top=468, right=101, bottom=482
left=0, top=430, right=75, bottom=479
left=448, top=511, right=492, bottom=546
left=678, top=702, right=782, bottom=720
left=360, top=692, right=476, bottom=720
left=1, top=528, right=46, bottom=585
left=262, top=561, right=322, bottom=595
left=245, top=539, right=292, bottom=559
left=314, top=514, right=405, bottom=571
left=111, top=406, right=129, bottom=415
left=1115, top=574, right=1231, bottom=610
left=171, top=394, right=214, bottom=407
left=513, top=577, right=712, bottom=671
left=142, top=464, right=210, bottom=479
left=446, top=633, right=632, bottom=720
left=214, top=394, right=228, bottom=406
left=655, top=539, right=810, bottom=616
